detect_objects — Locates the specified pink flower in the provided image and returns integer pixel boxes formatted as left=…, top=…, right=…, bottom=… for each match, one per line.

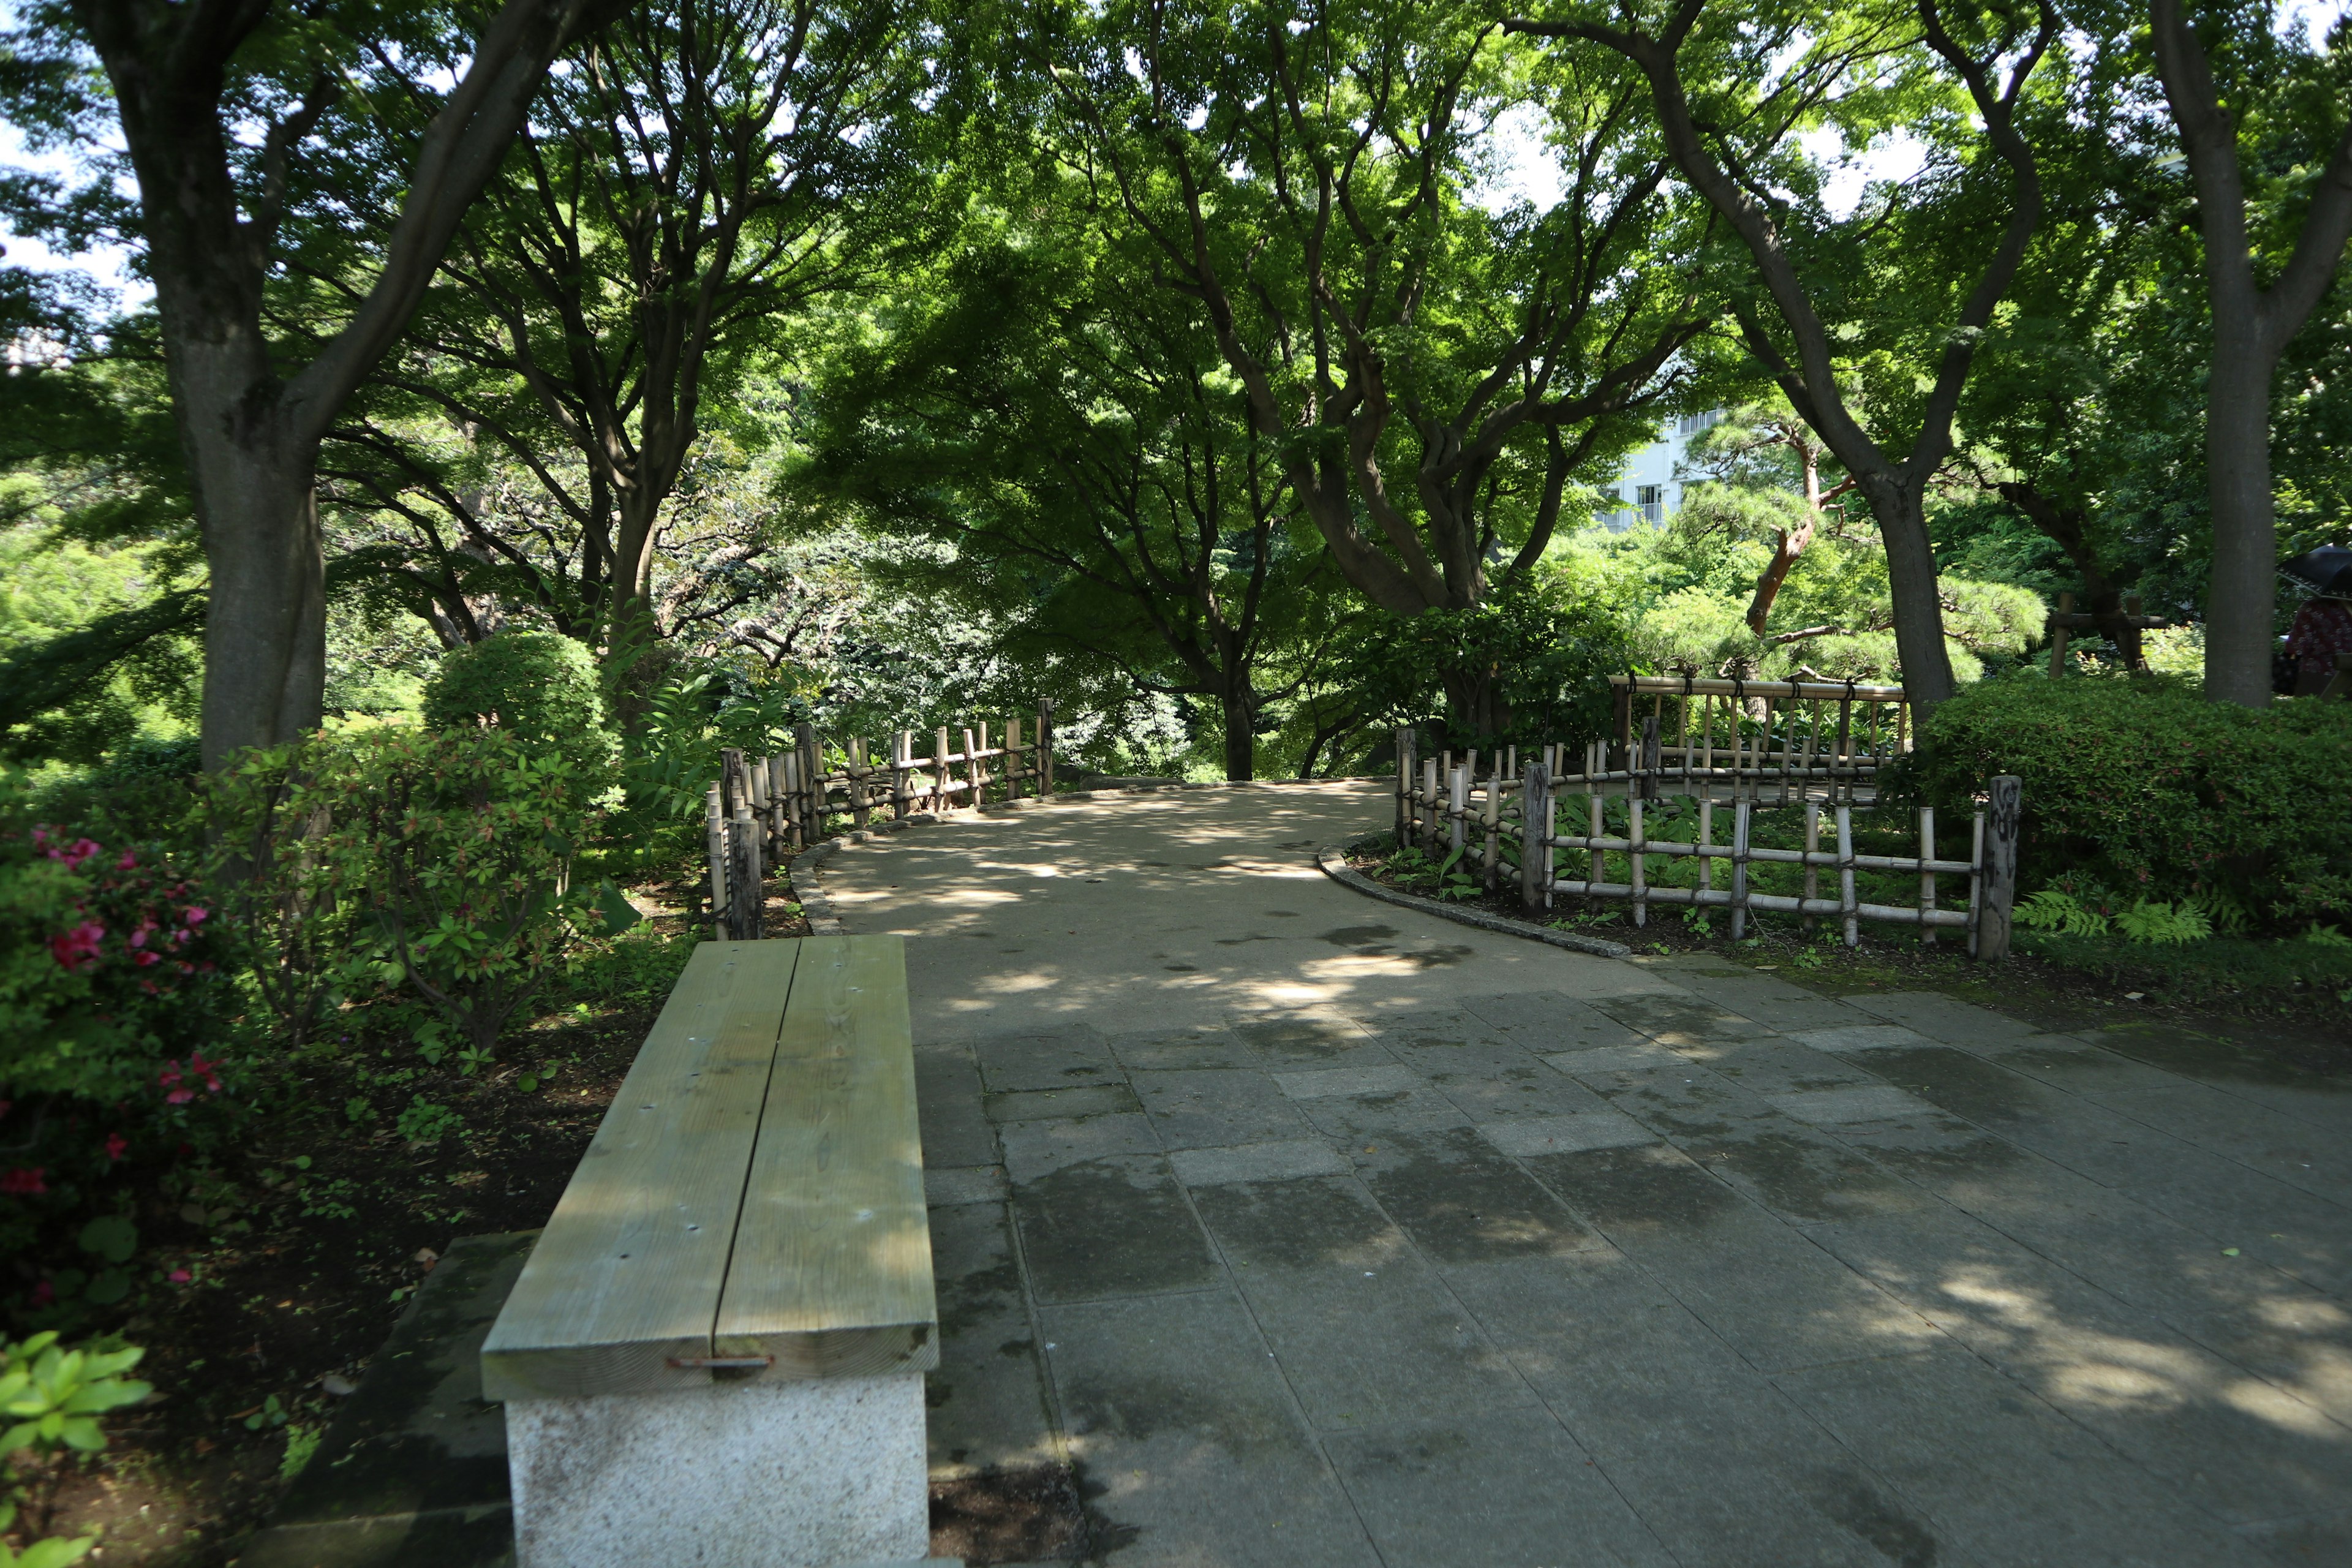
left=49, top=922, right=105, bottom=971
left=44, top=837, right=101, bottom=870
left=129, top=925, right=148, bottom=949
left=168, top=1269, right=190, bottom=1284
left=183, top=905, right=208, bottom=927
left=115, top=850, right=137, bottom=870
left=133, top=950, right=160, bottom=968
left=0, top=1167, right=47, bottom=1196
left=104, top=1133, right=127, bottom=1163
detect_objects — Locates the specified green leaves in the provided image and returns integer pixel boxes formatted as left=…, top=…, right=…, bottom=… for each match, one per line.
left=0, top=1332, right=149, bottom=1458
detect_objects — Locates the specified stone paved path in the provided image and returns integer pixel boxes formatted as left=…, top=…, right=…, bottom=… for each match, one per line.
left=821, top=782, right=2352, bottom=1567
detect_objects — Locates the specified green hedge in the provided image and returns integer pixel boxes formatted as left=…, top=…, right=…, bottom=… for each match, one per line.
left=1910, top=674, right=2351, bottom=927
left=422, top=631, right=617, bottom=780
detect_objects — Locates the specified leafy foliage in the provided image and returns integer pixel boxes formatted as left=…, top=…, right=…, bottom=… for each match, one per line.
left=1911, top=673, right=2352, bottom=925
left=421, top=631, right=618, bottom=782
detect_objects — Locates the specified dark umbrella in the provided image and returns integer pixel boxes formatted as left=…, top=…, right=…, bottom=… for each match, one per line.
left=2281, top=546, right=2352, bottom=595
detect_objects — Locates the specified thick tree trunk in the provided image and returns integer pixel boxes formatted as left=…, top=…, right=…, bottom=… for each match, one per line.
left=2202, top=337, right=2281, bottom=705
left=1861, top=476, right=1959, bottom=709
left=605, top=488, right=665, bottom=664
left=1221, top=688, right=1257, bottom=782
left=198, top=451, right=328, bottom=769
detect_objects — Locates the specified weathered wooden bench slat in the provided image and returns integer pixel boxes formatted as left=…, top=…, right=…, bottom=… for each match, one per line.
left=715, top=934, right=936, bottom=1378
left=481, top=940, right=802, bottom=1400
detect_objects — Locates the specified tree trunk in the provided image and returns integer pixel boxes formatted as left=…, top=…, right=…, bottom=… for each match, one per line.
left=1221, top=688, right=1257, bottom=782
left=1996, top=481, right=2144, bottom=667
left=1861, top=476, right=1959, bottom=709
left=605, top=486, right=665, bottom=667
left=2202, top=334, right=2280, bottom=705
left=200, top=456, right=328, bottom=769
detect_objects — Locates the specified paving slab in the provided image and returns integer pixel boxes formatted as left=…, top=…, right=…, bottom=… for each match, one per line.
left=1351, top=1127, right=1604, bottom=1263
left=1169, top=1139, right=1350, bottom=1186
left=1009, top=1154, right=1219, bottom=1303
left=1808, top=1207, right=2352, bottom=1529
left=974, top=1025, right=1123, bottom=1093
left=1461, top=990, right=1652, bottom=1052
left=914, top=1042, right=998, bottom=1168
left=1477, top=1110, right=1656, bottom=1158
left=1189, top=1175, right=1538, bottom=1431
left=1423, top=1057, right=1611, bottom=1123
left=1774, top=1344, right=2258, bottom=1566
left=1039, top=1291, right=1381, bottom=1568
left=987, top=1084, right=1140, bottom=1122
left=1323, top=1407, right=1674, bottom=1567
left=1593, top=990, right=1777, bottom=1045
left=925, top=1200, right=1057, bottom=1476
left=1107, top=1023, right=1260, bottom=1072
left=1129, top=1068, right=1308, bottom=1148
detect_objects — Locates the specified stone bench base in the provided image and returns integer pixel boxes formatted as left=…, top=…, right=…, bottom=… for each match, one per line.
left=507, top=1373, right=928, bottom=1568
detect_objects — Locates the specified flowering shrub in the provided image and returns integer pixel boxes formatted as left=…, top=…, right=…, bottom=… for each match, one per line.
left=0, top=783, right=240, bottom=1312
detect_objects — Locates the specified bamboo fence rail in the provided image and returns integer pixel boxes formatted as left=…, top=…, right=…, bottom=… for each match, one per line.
left=1390, top=707, right=2023, bottom=959
left=705, top=704, right=1055, bottom=939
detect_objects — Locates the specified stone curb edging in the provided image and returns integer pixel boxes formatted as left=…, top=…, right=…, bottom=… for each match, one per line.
left=1314, top=845, right=1632, bottom=960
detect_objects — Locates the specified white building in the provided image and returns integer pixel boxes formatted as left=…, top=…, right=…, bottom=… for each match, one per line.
left=1594, top=410, right=1723, bottom=532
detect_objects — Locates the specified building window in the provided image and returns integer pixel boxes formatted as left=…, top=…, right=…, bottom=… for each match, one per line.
left=1638, top=483, right=1664, bottom=526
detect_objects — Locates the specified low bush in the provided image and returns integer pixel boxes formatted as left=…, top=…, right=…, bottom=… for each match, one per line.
left=1910, top=674, right=2352, bottom=927
left=421, top=631, right=619, bottom=783
left=206, top=726, right=616, bottom=1059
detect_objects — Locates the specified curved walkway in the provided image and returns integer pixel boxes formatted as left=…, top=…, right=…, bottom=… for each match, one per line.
left=819, top=782, right=2352, bottom=1567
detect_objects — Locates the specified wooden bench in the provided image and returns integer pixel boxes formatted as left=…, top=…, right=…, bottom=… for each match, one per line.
left=482, top=935, right=938, bottom=1568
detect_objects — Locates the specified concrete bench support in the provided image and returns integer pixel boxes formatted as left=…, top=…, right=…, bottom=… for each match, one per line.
left=483, top=937, right=937, bottom=1568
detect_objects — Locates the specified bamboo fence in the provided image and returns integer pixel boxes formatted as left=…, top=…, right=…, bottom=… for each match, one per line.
left=1391, top=677, right=2022, bottom=957
left=705, top=704, right=1055, bottom=940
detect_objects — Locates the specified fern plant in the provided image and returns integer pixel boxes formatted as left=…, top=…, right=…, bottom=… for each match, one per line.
left=2016, top=889, right=2110, bottom=938
left=2115, top=899, right=2212, bottom=945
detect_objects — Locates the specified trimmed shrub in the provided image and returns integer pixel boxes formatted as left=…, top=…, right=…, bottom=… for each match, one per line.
left=421, top=631, right=617, bottom=780
left=1910, top=674, right=2351, bottom=925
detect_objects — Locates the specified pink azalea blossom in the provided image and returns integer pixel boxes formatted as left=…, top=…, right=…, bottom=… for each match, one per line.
left=115, top=850, right=137, bottom=870
left=168, top=1269, right=190, bottom=1284
left=183, top=905, right=209, bottom=926
left=50, top=922, right=105, bottom=971
left=104, top=1133, right=127, bottom=1162
left=0, top=1167, right=47, bottom=1196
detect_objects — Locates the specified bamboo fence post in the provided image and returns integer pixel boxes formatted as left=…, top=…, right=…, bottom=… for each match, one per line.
left=965, top=724, right=984, bottom=807
left=1038, top=700, right=1056, bottom=792
left=1918, top=805, right=1938, bottom=946
left=704, top=784, right=728, bottom=940
left=1448, top=764, right=1468, bottom=856
left=1587, top=788, right=1604, bottom=886
left=1519, top=761, right=1548, bottom=913
left=846, top=737, right=871, bottom=829
left=1977, top=775, right=2022, bottom=960
left=1836, top=804, right=1859, bottom=947
left=1481, top=760, right=1501, bottom=890
left=1539, top=767, right=1556, bottom=910
left=933, top=726, right=951, bottom=813
left=795, top=722, right=823, bottom=839
left=720, top=747, right=748, bottom=820
left=1640, top=714, right=1660, bottom=801
left=779, top=754, right=803, bottom=849
left=1967, top=811, right=1988, bottom=956
left=1698, top=799, right=1716, bottom=894
left=1393, top=727, right=1414, bottom=843
left=1802, top=804, right=1821, bottom=936
left=1629, top=794, right=1648, bottom=927
left=1730, top=799, right=1752, bottom=940
left=891, top=731, right=913, bottom=818
left=728, top=802, right=762, bottom=941
left=1005, top=716, right=1024, bottom=801
left=1420, top=758, right=1439, bottom=851
left=764, top=755, right=787, bottom=854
